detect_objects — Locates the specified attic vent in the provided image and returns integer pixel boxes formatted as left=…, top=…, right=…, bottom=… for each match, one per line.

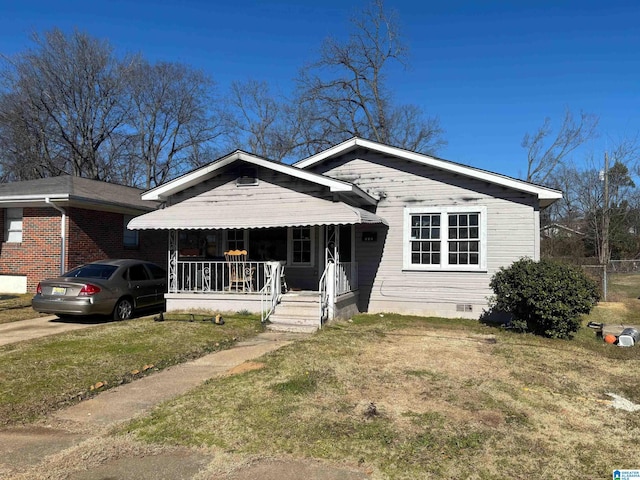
left=456, top=304, right=473, bottom=313
left=236, top=168, right=258, bottom=186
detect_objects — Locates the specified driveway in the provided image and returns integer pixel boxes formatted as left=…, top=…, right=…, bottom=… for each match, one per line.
left=0, top=315, right=109, bottom=346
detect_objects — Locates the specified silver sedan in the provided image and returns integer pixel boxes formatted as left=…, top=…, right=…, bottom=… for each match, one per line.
left=32, top=259, right=166, bottom=320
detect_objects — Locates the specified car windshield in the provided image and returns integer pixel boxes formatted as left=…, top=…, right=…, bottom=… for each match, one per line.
left=64, top=264, right=118, bottom=280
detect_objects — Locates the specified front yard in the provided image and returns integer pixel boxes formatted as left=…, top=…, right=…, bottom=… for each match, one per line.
left=119, top=314, right=639, bottom=479
left=1, top=274, right=640, bottom=479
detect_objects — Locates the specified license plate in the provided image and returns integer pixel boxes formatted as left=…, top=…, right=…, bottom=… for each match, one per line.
left=52, top=286, right=66, bottom=295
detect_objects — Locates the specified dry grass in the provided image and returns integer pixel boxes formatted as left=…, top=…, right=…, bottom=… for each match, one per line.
left=122, top=314, right=640, bottom=479
left=0, top=294, right=40, bottom=324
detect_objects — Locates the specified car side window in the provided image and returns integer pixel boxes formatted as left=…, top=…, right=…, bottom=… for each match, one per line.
left=146, top=264, right=166, bottom=280
left=128, top=264, right=149, bottom=281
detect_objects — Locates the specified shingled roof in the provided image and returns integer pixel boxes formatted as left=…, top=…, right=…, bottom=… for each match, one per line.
left=0, top=176, right=157, bottom=212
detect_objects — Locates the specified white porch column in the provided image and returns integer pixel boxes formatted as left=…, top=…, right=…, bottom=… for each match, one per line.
left=168, top=229, right=178, bottom=293
left=327, top=261, right=336, bottom=321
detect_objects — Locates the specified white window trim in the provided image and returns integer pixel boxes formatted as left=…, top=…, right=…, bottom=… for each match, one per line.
left=5, top=207, right=23, bottom=243
left=288, top=226, right=315, bottom=267
left=403, top=206, right=487, bottom=272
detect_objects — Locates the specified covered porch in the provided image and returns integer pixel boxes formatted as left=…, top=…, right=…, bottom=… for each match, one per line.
left=163, top=225, right=361, bottom=328
left=126, top=151, right=388, bottom=330
left=131, top=214, right=385, bottom=331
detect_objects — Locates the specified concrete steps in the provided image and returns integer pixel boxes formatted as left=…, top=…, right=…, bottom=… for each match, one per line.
left=266, top=291, right=321, bottom=333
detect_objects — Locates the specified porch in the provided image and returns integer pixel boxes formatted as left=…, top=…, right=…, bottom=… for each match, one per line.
left=165, top=257, right=360, bottom=331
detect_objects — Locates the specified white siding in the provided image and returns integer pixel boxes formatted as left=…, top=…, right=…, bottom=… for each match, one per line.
left=311, top=151, right=539, bottom=318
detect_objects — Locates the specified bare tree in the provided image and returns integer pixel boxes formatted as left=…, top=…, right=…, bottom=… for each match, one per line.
left=522, top=108, right=598, bottom=185
left=128, top=61, right=224, bottom=188
left=295, top=0, right=445, bottom=155
left=223, top=79, right=300, bottom=161
left=0, top=90, right=64, bottom=180
left=553, top=138, right=640, bottom=262
left=0, top=29, right=133, bottom=179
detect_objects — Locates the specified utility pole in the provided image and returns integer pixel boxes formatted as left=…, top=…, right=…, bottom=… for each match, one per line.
left=602, top=151, right=609, bottom=301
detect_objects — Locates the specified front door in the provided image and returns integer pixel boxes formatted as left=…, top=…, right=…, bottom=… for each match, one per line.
left=325, top=224, right=353, bottom=265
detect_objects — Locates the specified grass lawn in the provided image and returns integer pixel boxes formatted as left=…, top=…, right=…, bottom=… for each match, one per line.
left=120, top=310, right=640, bottom=479
left=0, top=293, right=41, bottom=324
left=0, top=313, right=263, bottom=426
left=593, top=272, right=640, bottom=325
left=3, top=274, right=640, bottom=478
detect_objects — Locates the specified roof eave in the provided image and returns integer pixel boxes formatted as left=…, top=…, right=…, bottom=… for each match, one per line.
left=141, top=150, right=378, bottom=205
left=295, top=137, right=563, bottom=203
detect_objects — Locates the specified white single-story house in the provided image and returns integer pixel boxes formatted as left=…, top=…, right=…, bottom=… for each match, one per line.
left=128, top=137, right=562, bottom=332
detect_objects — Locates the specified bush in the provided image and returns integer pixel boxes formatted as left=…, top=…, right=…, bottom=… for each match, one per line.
left=489, top=258, right=600, bottom=339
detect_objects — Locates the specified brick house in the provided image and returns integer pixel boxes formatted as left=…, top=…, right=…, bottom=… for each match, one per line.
left=0, top=176, right=166, bottom=293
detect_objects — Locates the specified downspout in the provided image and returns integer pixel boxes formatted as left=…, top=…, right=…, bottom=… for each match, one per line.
left=45, top=198, right=66, bottom=275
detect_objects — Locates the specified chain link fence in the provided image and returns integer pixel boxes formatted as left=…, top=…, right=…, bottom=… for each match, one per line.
left=579, top=260, right=640, bottom=302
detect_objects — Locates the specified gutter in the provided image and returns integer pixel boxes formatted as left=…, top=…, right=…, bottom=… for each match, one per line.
left=45, top=198, right=66, bottom=275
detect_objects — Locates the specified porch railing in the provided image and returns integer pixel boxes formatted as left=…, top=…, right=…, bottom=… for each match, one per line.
left=172, top=260, right=272, bottom=294
left=319, top=260, right=331, bottom=326
left=261, top=261, right=283, bottom=323
left=336, top=261, right=358, bottom=296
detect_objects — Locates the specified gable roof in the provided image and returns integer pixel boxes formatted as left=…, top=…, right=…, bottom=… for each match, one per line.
left=294, top=137, right=563, bottom=208
left=140, top=150, right=377, bottom=205
left=0, top=176, right=155, bottom=213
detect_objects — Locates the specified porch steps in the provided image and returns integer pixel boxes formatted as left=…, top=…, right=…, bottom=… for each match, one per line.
left=267, top=291, right=322, bottom=333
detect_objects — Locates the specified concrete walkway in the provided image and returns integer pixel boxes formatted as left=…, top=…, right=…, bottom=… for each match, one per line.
left=54, top=332, right=298, bottom=425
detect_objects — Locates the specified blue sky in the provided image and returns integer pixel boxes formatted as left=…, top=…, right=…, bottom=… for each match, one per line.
left=0, top=0, right=638, bottom=179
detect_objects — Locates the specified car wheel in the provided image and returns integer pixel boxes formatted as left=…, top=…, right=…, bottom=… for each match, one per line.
left=113, top=298, right=134, bottom=321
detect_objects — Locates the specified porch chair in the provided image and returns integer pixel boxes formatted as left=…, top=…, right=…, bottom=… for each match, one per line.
left=224, top=250, right=254, bottom=292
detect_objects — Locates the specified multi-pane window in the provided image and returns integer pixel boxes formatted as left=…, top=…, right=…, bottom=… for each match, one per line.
left=405, top=207, right=485, bottom=270
left=410, top=214, right=441, bottom=265
left=4, top=207, right=23, bottom=243
left=227, top=229, right=245, bottom=251
left=291, top=227, right=312, bottom=264
left=448, top=213, right=479, bottom=265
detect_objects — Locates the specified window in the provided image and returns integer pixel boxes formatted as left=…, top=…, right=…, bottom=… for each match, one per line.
left=64, top=264, right=118, bottom=279
left=404, top=206, right=486, bottom=270
left=4, top=207, right=23, bottom=243
left=289, top=226, right=314, bottom=265
left=448, top=212, right=480, bottom=266
left=123, top=215, right=139, bottom=248
left=410, top=213, right=441, bottom=265
left=227, top=229, right=246, bottom=251
left=146, top=263, right=166, bottom=280
left=127, top=264, right=149, bottom=281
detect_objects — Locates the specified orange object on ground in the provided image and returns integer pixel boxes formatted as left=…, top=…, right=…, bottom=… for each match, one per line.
left=604, top=334, right=617, bottom=344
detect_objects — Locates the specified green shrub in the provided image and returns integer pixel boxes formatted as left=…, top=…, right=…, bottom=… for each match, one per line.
left=489, top=258, right=600, bottom=339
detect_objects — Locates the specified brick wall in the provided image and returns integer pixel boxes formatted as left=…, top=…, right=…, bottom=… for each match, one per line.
left=67, top=207, right=167, bottom=272
left=0, top=207, right=63, bottom=292
left=0, top=206, right=168, bottom=293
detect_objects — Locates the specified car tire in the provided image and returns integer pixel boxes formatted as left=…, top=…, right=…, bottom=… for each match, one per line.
left=113, top=297, right=134, bottom=321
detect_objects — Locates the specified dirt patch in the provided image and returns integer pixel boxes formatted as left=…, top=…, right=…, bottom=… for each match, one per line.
left=597, top=302, right=629, bottom=314
left=226, top=361, right=266, bottom=376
